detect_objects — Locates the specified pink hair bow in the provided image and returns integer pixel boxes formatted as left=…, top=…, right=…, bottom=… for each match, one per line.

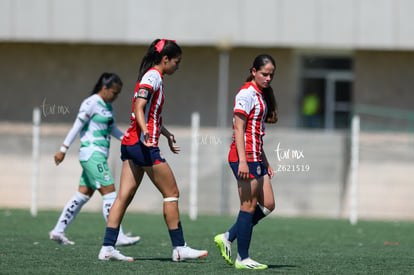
left=155, top=39, right=177, bottom=53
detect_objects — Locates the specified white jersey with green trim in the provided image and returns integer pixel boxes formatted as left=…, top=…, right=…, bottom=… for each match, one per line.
left=63, top=94, right=122, bottom=161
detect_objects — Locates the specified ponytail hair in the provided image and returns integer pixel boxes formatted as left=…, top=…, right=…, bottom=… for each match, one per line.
left=137, top=39, right=182, bottom=82
left=91, top=72, right=123, bottom=95
left=246, top=54, right=278, bottom=123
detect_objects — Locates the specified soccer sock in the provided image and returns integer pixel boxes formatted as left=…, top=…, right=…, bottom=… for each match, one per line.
left=252, top=203, right=272, bottom=225
left=102, top=191, right=126, bottom=238
left=103, top=226, right=120, bottom=246
left=227, top=204, right=272, bottom=243
left=236, top=210, right=254, bottom=260
left=53, top=191, right=89, bottom=233
left=168, top=221, right=185, bottom=247
left=227, top=223, right=237, bottom=243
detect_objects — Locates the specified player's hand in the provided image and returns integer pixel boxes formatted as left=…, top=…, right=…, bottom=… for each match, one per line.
left=54, top=151, right=65, bottom=166
left=143, top=132, right=155, bottom=147
left=238, top=161, right=250, bottom=180
left=267, top=165, right=274, bottom=179
left=168, top=134, right=180, bottom=154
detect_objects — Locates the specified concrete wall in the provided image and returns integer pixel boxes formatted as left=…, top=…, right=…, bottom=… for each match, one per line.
left=0, top=43, right=296, bottom=127
left=2, top=42, right=414, bottom=129
left=354, top=50, right=414, bottom=111
left=0, top=123, right=348, bottom=219
left=2, top=122, right=413, bottom=221
left=1, top=0, right=414, bottom=50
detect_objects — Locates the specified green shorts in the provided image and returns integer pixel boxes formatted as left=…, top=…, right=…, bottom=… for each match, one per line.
left=79, top=151, right=114, bottom=190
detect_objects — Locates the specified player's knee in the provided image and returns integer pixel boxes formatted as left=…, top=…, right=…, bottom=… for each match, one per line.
left=166, top=188, right=179, bottom=199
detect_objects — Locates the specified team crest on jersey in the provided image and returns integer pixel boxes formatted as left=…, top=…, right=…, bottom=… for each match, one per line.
left=104, top=173, right=110, bottom=181
left=256, top=165, right=261, bottom=175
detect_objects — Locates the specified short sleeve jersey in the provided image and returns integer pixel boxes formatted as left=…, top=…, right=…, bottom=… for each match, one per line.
left=229, top=82, right=267, bottom=162
left=122, top=69, right=164, bottom=147
left=77, top=94, right=115, bottom=161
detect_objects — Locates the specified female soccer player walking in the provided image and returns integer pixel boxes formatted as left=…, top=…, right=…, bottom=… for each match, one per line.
left=214, top=54, right=278, bottom=270
left=98, top=39, right=208, bottom=262
left=50, top=72, right=140, bottom=246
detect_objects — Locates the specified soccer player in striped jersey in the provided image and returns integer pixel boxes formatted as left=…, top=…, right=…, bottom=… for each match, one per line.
left=215, top=54, right=278, bottom=270
left=98, top=39, right=208, bottom=262
left=49, top=73, right=140, bottom=247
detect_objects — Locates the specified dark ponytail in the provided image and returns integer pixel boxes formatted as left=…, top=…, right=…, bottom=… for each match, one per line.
left=246, top=54, right=278, bottom=123
left=137, top=39, right=182, bottom=82
left=91, top=72, right=123, bottom=95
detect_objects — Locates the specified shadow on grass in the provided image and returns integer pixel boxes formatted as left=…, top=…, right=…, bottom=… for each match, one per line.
left=268, top=264, right=298, bottom=270
left=132, top=257, right=210, bottom=263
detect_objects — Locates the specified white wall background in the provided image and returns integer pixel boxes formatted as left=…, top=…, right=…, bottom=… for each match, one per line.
left=1, top=0, right=414, bottom=49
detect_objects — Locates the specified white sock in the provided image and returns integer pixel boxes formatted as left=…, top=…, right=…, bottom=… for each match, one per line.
left=102, top=191, right=126, bottom=239
left=53, top=192, right=89, bottom=233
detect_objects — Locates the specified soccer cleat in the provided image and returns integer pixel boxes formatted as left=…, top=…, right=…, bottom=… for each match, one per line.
left=214, top=233, right=233, bottom=265
left=98, top=246, right=134, bottom=261
left=49, top=230, right=75, bottom=245
left=172, top=244, right=208, bottom=262
left=115, top=235, right=141, bottom=247
left=235, top=257, right=268, bottom=270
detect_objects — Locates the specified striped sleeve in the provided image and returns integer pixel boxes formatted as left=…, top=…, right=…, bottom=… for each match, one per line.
left=234, top=89, right=254, bottom=117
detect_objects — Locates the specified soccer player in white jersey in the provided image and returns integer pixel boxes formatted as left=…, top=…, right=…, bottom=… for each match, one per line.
left=49, top=73, right=140, bottom=247
left=98, top=39, right=208, bottom=262
left=214, top=54, right=278, bottom=270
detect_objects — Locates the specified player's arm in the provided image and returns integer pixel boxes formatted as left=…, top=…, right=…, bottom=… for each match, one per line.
left=111, top=121, right=124, bottom=141
left=54, top=117, right=86, bottom=165
left=234, top=112, right=249, bottom=180
left=134, top=87, right=153, bottom=146
left=262, top=151, right=274, bottom=179
left=161, top=126, right=180, bottom=154
left=55, top=99, right=92, bottom=165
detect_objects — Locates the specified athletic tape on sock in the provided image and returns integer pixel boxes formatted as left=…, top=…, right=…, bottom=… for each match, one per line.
left=258, top=203, right=272, bottom=216
left=163, top=197, right=179, bottom=202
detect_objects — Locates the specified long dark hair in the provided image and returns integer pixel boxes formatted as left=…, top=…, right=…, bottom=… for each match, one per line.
left=246, top=54, right=278, bottom=123
left=91, top=72, right=123, bottom=95
left=137, top=39, right=182, bottom=82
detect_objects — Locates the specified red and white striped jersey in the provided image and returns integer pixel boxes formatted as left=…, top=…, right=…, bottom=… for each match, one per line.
left=229, top=82, right=267, bottom=162
left=122, top=68, right=164, bottom=147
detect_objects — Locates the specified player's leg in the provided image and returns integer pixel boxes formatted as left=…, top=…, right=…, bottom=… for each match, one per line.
left=214, top=161, right=240, bottom=265
left=49, top=171, right=93, bottom=245
left=234, top=177, right=268, bottom=270
left=100, top=185, right=141, bottom=246
left=236, top=177, right=260, bottom=259
left=99, top=178, right=141, bottom=246
left=99, top=160, right=143, bottom=261
left=253, top=174, right=275, bottom=225
left=220, top=169, right=274, bottom=245
left=215, top=176, right=272, bottom=265
left=144, top=162, right=208, bottom=261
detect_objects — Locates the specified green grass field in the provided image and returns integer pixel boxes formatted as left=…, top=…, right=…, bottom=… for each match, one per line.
left=1, top=209, right=414, bottom=274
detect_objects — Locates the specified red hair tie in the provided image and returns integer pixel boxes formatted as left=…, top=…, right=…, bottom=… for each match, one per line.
left=155, top=39, right=177, bottom=53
